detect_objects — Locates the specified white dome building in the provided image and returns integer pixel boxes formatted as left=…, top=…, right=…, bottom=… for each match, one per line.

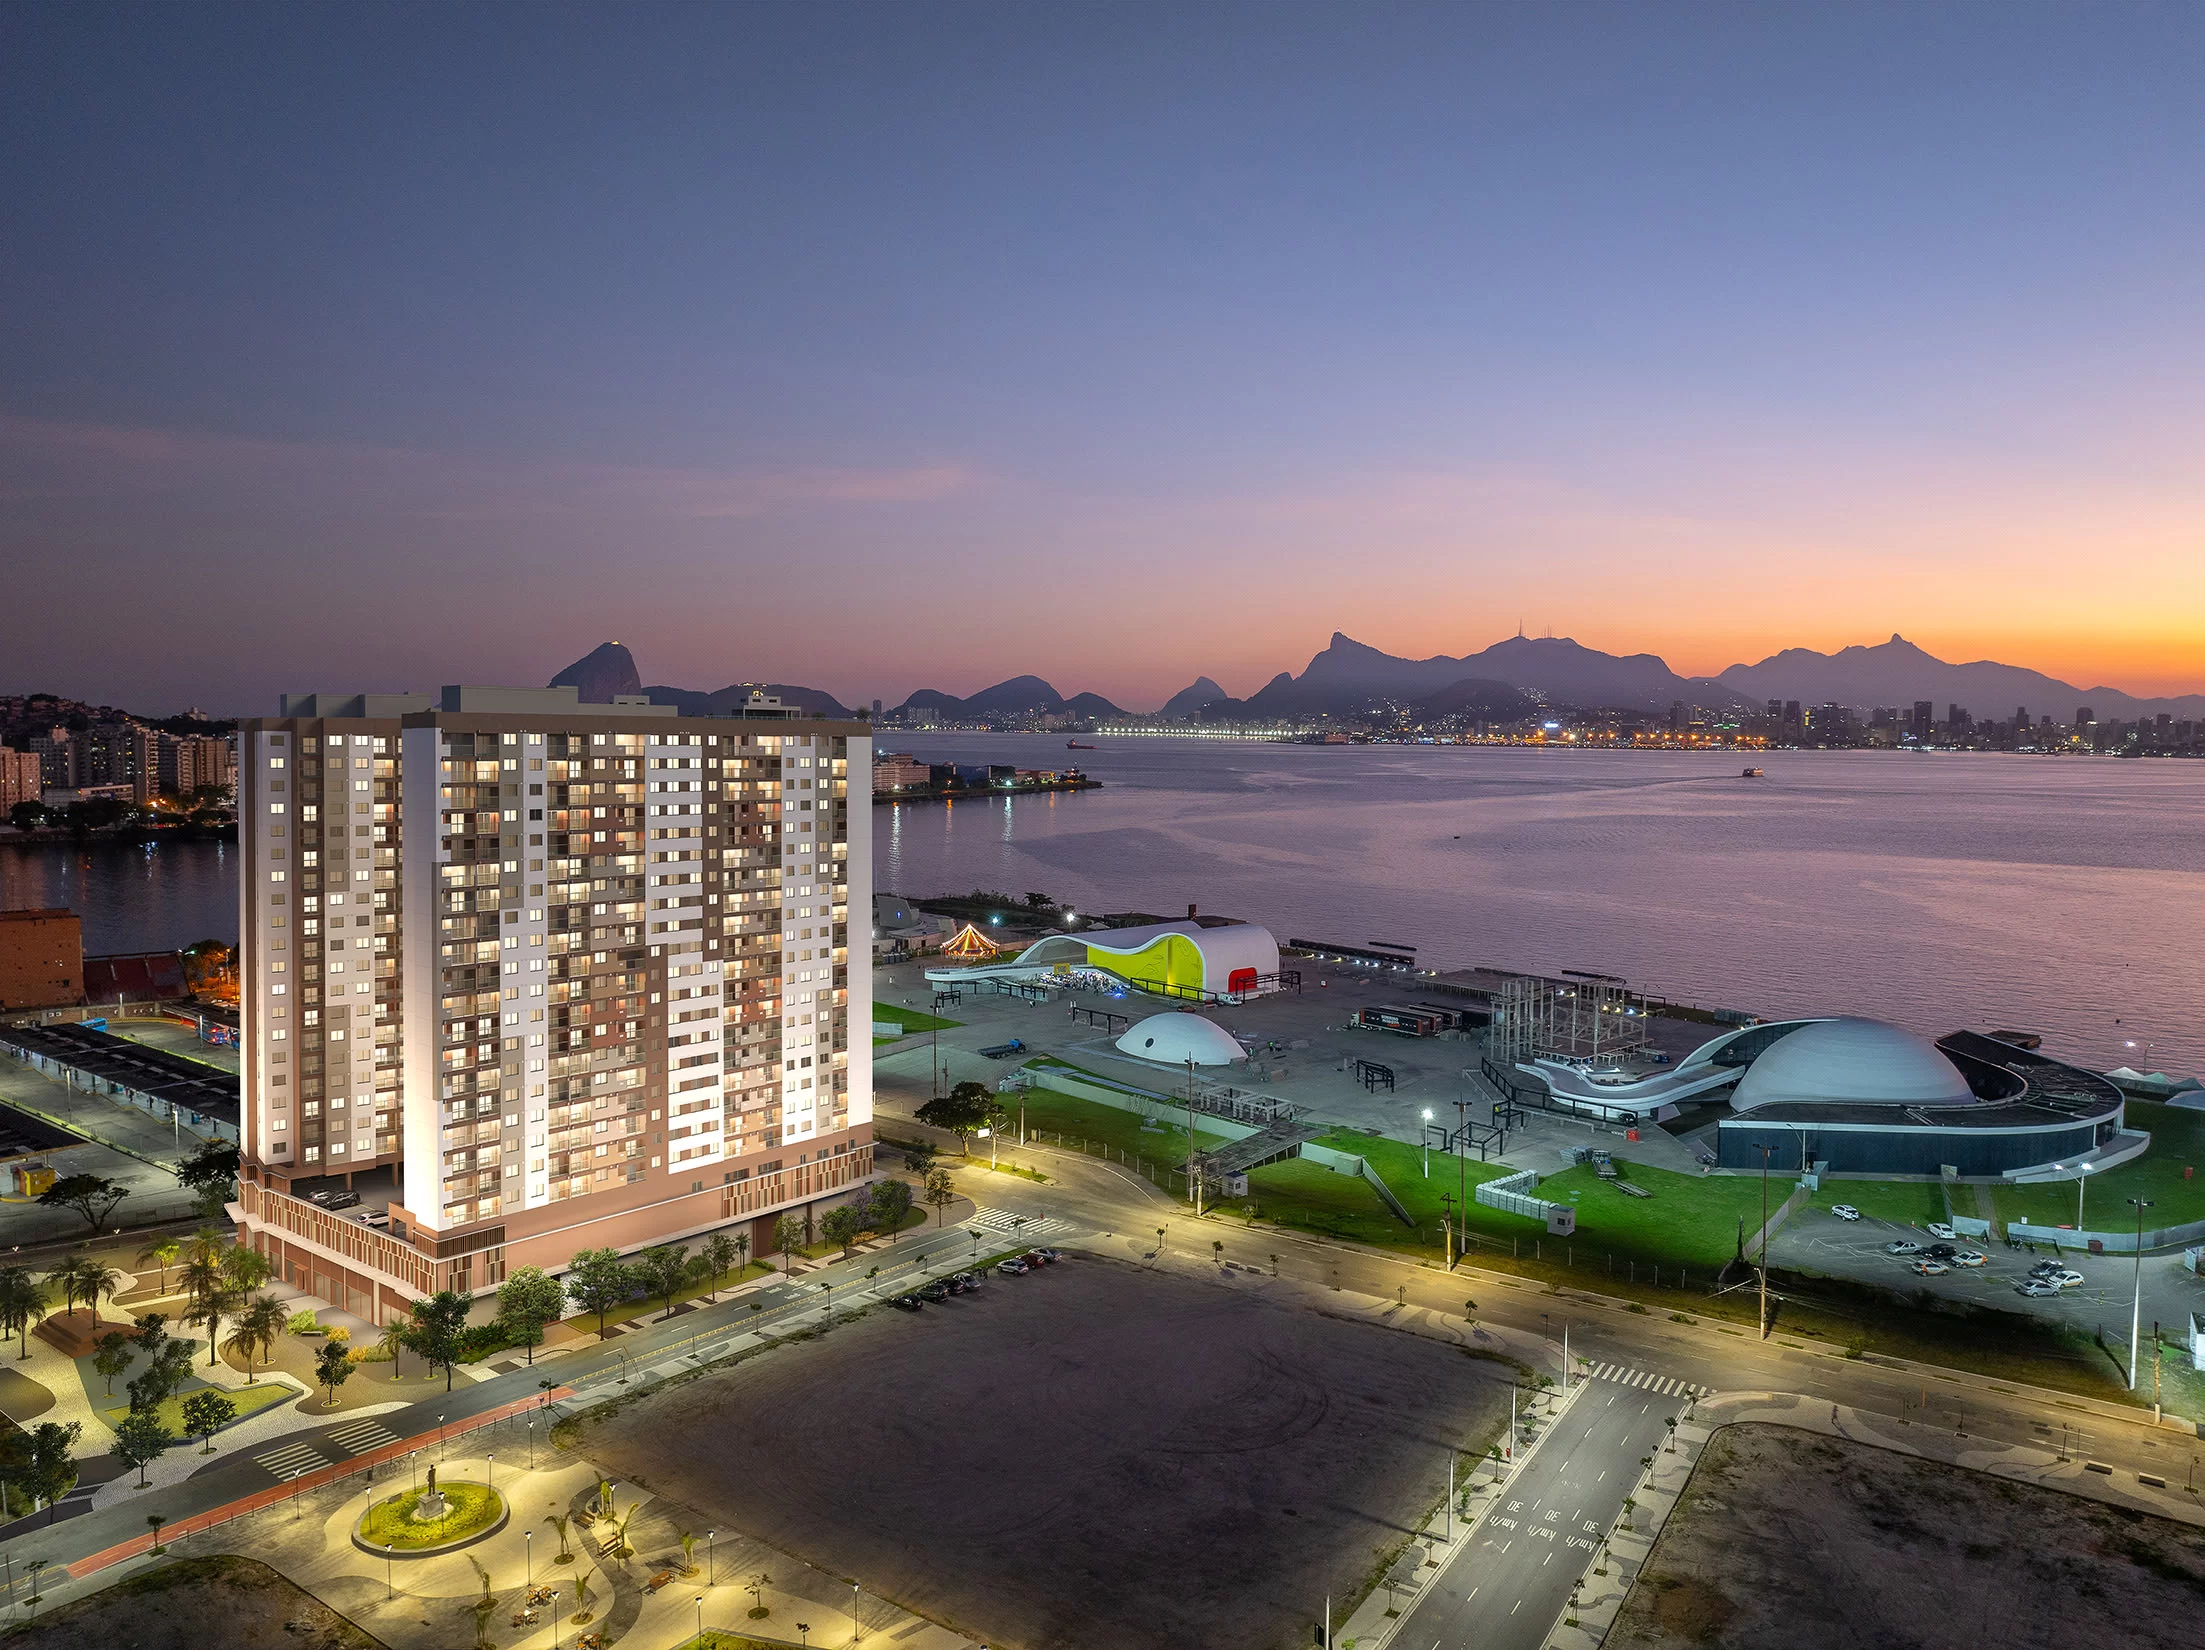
left=1114, top=1013, right=1247, bottom=1068
left=1731, top=1016, right=1975, bottom=1109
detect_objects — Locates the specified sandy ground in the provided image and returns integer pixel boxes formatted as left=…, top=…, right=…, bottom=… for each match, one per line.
left=5, top=1553, right=384, bottom=1649
left=1611, top=1422, right=2205, bottom=1650
left=579, top=1253, right=1514, bottom=1650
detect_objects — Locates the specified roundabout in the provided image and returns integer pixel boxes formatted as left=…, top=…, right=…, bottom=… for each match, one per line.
left=351, top=1468, right=509, bottom=1558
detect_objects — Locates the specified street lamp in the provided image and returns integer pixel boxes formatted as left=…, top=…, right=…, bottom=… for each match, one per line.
left=696, top=1597, right=705, bottom=1641
left=2128, top=1197, right=2155, bottom=1391
left=384, top=1543, right=394, bottom=1600
left=525, top=1531, right=533, bottom=1587
left=708, top=1528, right=715, bottom=1584
left=853, top=1580, right=862, bottom=1646
left=1421, top=1109, right=1433, bottom=1176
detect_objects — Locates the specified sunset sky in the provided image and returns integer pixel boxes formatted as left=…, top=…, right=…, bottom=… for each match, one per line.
left=5, top=4, right=2204, bottom=713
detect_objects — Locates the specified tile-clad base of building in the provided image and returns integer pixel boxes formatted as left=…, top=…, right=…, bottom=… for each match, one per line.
left=237, top=1128, right=875, bottom=1317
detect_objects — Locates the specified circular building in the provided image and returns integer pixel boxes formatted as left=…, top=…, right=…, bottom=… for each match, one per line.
left=1115, top=1012, right=1247, bottom=1067
left=1713, top=1018, right=2124, bottom=1177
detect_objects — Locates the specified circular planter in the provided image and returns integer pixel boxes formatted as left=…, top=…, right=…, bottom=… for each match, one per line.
left=351, top=1482, right=509, bottom=1558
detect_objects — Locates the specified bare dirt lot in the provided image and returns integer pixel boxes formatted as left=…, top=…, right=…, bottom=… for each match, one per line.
left=580, top=1255, right=1514, bottom=1650
left=11, top=1554, right=385, bottom=1650
left=1613, top=1423, right=2205, bottom=1650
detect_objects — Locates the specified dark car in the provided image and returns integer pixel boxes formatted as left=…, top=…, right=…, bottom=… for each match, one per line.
left=890, top=1294, right=923, bottom=1312
left=1038, top=1247, right=1067, bottom=1262
left=1926, top=1244, right=1957, bottom=1260
left=1022, top=1250, right=1050, bottom=1268
left=918, top=1281, right=951, bottom=1303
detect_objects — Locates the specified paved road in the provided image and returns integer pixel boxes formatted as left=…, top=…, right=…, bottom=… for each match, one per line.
left=1396, top=1371, right=1684, bottom=1650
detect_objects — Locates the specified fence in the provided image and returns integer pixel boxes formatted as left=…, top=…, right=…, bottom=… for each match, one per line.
left=1476, top=1167, right=1568, bottom=1223
left=2006, top=1214, right=2205, bottom=1254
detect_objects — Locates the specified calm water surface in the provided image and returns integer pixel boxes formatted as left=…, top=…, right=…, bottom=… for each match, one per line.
left=8, top=745, right=2199, bottom=1077
left=876, top=738, right=2205, bottom=1077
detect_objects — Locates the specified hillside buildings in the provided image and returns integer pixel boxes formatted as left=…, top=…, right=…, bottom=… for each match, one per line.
left=231, top=685, right=872, bottom=1319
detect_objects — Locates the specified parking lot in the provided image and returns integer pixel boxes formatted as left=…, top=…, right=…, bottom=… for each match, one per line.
left=577, top=1251, right=1514, bottom=1650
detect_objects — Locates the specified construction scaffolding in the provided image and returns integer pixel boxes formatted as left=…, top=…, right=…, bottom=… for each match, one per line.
left=1488, top=973, right=1651, bottom=1065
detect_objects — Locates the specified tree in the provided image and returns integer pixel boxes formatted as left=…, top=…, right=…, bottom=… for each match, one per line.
left=397, top=1289, right=474, bottom=1392
left=136, top=1236, right=182, bottom=1298
left=110, top=1409, right=171, bottom=1488
left=9, top=800, right=45, bottom=833
left=180, top=1388, right=237, bottom=1454
left=699, top=1233, right=740, bottom=1300
left=220, top=1242, right=274, bottom=1294
left=903, top=1140, right=938, bottom=1175
left=772, top=1213, right=806, bottom=1273
left=868, top=1177, right=913, bottom=1242
left=46, top=1252, right=123, bottom=1324
left=91, top=1331, right=135, bottom=1397
left=183, top=1265, right=243, bottom=1368
left=222, top=1293, right=287, bottom=1384
left=496, top=1266, right=566, bottom=1365
left=0, top=1265, right=48, bottom=1357
left=21, top=1420, right=82, bottom=1521
left=37, top=1174, right=128, bottom=1234
left=923, top=1167, right=956, bottom=1225
left=175, top=1141, right=241, bottom=1216
left=820, top=1205, right=862, bottom=1259
left=633, top=1245, right=693, bottom=1321
left=126, top=1315, right=195, bottom=1414
left=915, top=1082, right=1000, bottom=1154
left=564, top=1248, right=636, bottom=1339
left=313, top=1338, right=356, bottom=1404
left=544, top=1512, right=574, bottom=1564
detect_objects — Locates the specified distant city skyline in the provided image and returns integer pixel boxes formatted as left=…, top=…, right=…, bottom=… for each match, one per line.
left=5, top=5, right=2204, bottom=712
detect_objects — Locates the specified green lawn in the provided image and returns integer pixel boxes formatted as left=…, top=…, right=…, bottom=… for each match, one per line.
left=1994, top=1101, right=2205, bottom=1233
left=872, top=1003, right=963, bottom=1035
left=100, top=1378, right=293, bottom=1438
left=1530, top=1162, right=1779, bottom=1270
left=1002, top=1083, right=1237, bottom=1163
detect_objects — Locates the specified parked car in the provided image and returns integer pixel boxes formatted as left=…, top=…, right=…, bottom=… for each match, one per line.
left=1926, top=1222, right=1958, bottom=1240
left=996, top=1258, right=1029, bottom=1276
left=1038, top=1247, right=1068, bottom=1261
left=918, top=1281, right=951, bottom=1303
left=890, top=1294, right=924, bottom=1312
left=1926, top=1244, right=1957, bottom=1260
left=1909, top=1260, right=1952, bottom=1276
left=1022, top=1250, right=1050, bottom=1268
left=2028, top=1260, right=2066, bottom=1277
left=1885, top=1240, right=1922, bottom=1256
left=2049, top=1269, right=2085, bottom=1288
left=951, top=1270, right=983, bottom=1291
left=2016, top=1280, right=2062, bottom=1298
left=1829, top=1204, right=1861, bottom=1221
left=1952, top=1251, right=1988, bottom=1267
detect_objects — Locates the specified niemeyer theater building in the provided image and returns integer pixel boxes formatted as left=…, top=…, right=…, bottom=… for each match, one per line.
left=1709, top=1017, right=2125, bottom=1176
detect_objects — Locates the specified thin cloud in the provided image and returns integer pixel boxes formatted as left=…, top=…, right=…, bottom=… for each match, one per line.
left=0, top=414, right=984, bottom=518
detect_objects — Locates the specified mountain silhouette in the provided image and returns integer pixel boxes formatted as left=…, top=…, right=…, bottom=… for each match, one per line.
left=1716, top=634, right=2205, bottom=720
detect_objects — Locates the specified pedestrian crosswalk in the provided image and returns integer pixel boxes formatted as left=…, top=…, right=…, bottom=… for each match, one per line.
left=251, top=1439, right=330, bottom=1480
left=326, top=1417, right=400, bottom=1456
left=1582, top=1362, right=1712, bottom=1399
left=967, top=1207, right=1076, bottom=1241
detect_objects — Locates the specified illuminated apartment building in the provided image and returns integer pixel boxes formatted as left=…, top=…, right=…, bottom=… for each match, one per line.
left=232, top=685, right=871, bottom=1320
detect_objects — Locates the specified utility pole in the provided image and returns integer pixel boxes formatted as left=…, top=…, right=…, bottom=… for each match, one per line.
left=1185, top=1057, right=1202, bottom=1216
left=1756, top=1144, right=1773, bottom=1339
left=1454, top=1096, right=1470, bottom=1264
left=2128, top=1197, right=2154, bottom=1390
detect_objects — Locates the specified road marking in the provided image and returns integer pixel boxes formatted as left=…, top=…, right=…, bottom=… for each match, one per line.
left=252, top=1440, right=328, bottom=1480
left=325, top=1418, right=399, bottom=1456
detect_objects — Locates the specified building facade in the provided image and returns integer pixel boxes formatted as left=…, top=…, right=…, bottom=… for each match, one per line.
left=231, top=685, right=873, bottom=1322
left=0, top=908, right=85, bottom=1010
left=0, top=748, right=43, bottom=811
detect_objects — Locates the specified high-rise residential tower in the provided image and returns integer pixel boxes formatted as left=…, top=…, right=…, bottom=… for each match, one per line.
left=231, top=685, right=872, bottom=1321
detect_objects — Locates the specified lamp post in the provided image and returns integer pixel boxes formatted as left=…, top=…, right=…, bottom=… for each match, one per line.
left=853, top=1579, right=862, bottom=1646
left=2128, top=1197, right=2154, bottom=1390
left=1453, top=1096, right=1470, bottom=1268
left=525, top=1531, right=533, bottom=1587
left=708, top=1528, right=716, bottom=1585
left=696, top=1596, right=705, bottom=1642
left=1755, top=1144, right=1773, bottom=1338
left=1421, top=1109, right=1433, bottom=1177
left=384, top=1543, right=394, bottom=1601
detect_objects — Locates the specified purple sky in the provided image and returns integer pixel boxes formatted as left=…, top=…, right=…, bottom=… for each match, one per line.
left=5, top=3, right=2204, bottom=714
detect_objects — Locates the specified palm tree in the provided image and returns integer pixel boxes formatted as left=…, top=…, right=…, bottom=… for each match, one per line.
left=221, top=1294, right=288, bottom=1384
left=220, top=1243, right=274, bottom=1294
left=44, top=1253, right=122, bottom=1327
left=136, top=1237, right=181, bottom=1298
left=0, top=1266, right=48, bottom=1359
left=181, top=1257, right=243, bottom=1368
left=178, top=1226, right=226, bottom=1272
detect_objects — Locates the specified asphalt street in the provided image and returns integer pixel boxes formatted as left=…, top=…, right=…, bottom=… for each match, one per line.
left=1396, top=1373, right=1682, bottom=1650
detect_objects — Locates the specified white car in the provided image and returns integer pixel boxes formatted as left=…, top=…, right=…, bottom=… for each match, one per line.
left=2016, top=1280, right=2062, bottom=1298
left=1829, top=1204, right=1860, bottom=1221
left=1951, top=1251, right=1987, bottom=1267
left=1885, top=1240, right=1922, bottom=1256
left=1910, top=1260, right=1952, bottom=1276
left=1926, top=1223, right=1957, bottom=1240
left=2049, top=1269, right=2085, bottom=1288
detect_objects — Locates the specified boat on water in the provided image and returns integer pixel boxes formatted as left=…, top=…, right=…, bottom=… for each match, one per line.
left=1067, top=739, right=1096, bottom=749
left=1741, top=766, right=1765, bottom=778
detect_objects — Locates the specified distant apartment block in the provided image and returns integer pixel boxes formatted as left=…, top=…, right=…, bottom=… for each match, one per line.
left=232, top=685, right=872, bottom=1319
left=0, top=748, right=42, bottom=811
left=167, top=733, right=236, bottom=798
left=873, top=752, right=931, bottom=793
left=0, top=908, right=85, bottom=1010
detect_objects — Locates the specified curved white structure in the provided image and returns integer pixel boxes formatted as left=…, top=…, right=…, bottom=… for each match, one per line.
left=1732, top=1016, right=1975, bottom=1108
left=1114, top=1012, right=1247, bottom=1067
left=928, top=918, right=1281, bottom=1001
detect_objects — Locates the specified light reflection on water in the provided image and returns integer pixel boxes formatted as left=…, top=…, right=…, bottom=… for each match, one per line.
left=874, top=738, right=2205, bottom=1076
